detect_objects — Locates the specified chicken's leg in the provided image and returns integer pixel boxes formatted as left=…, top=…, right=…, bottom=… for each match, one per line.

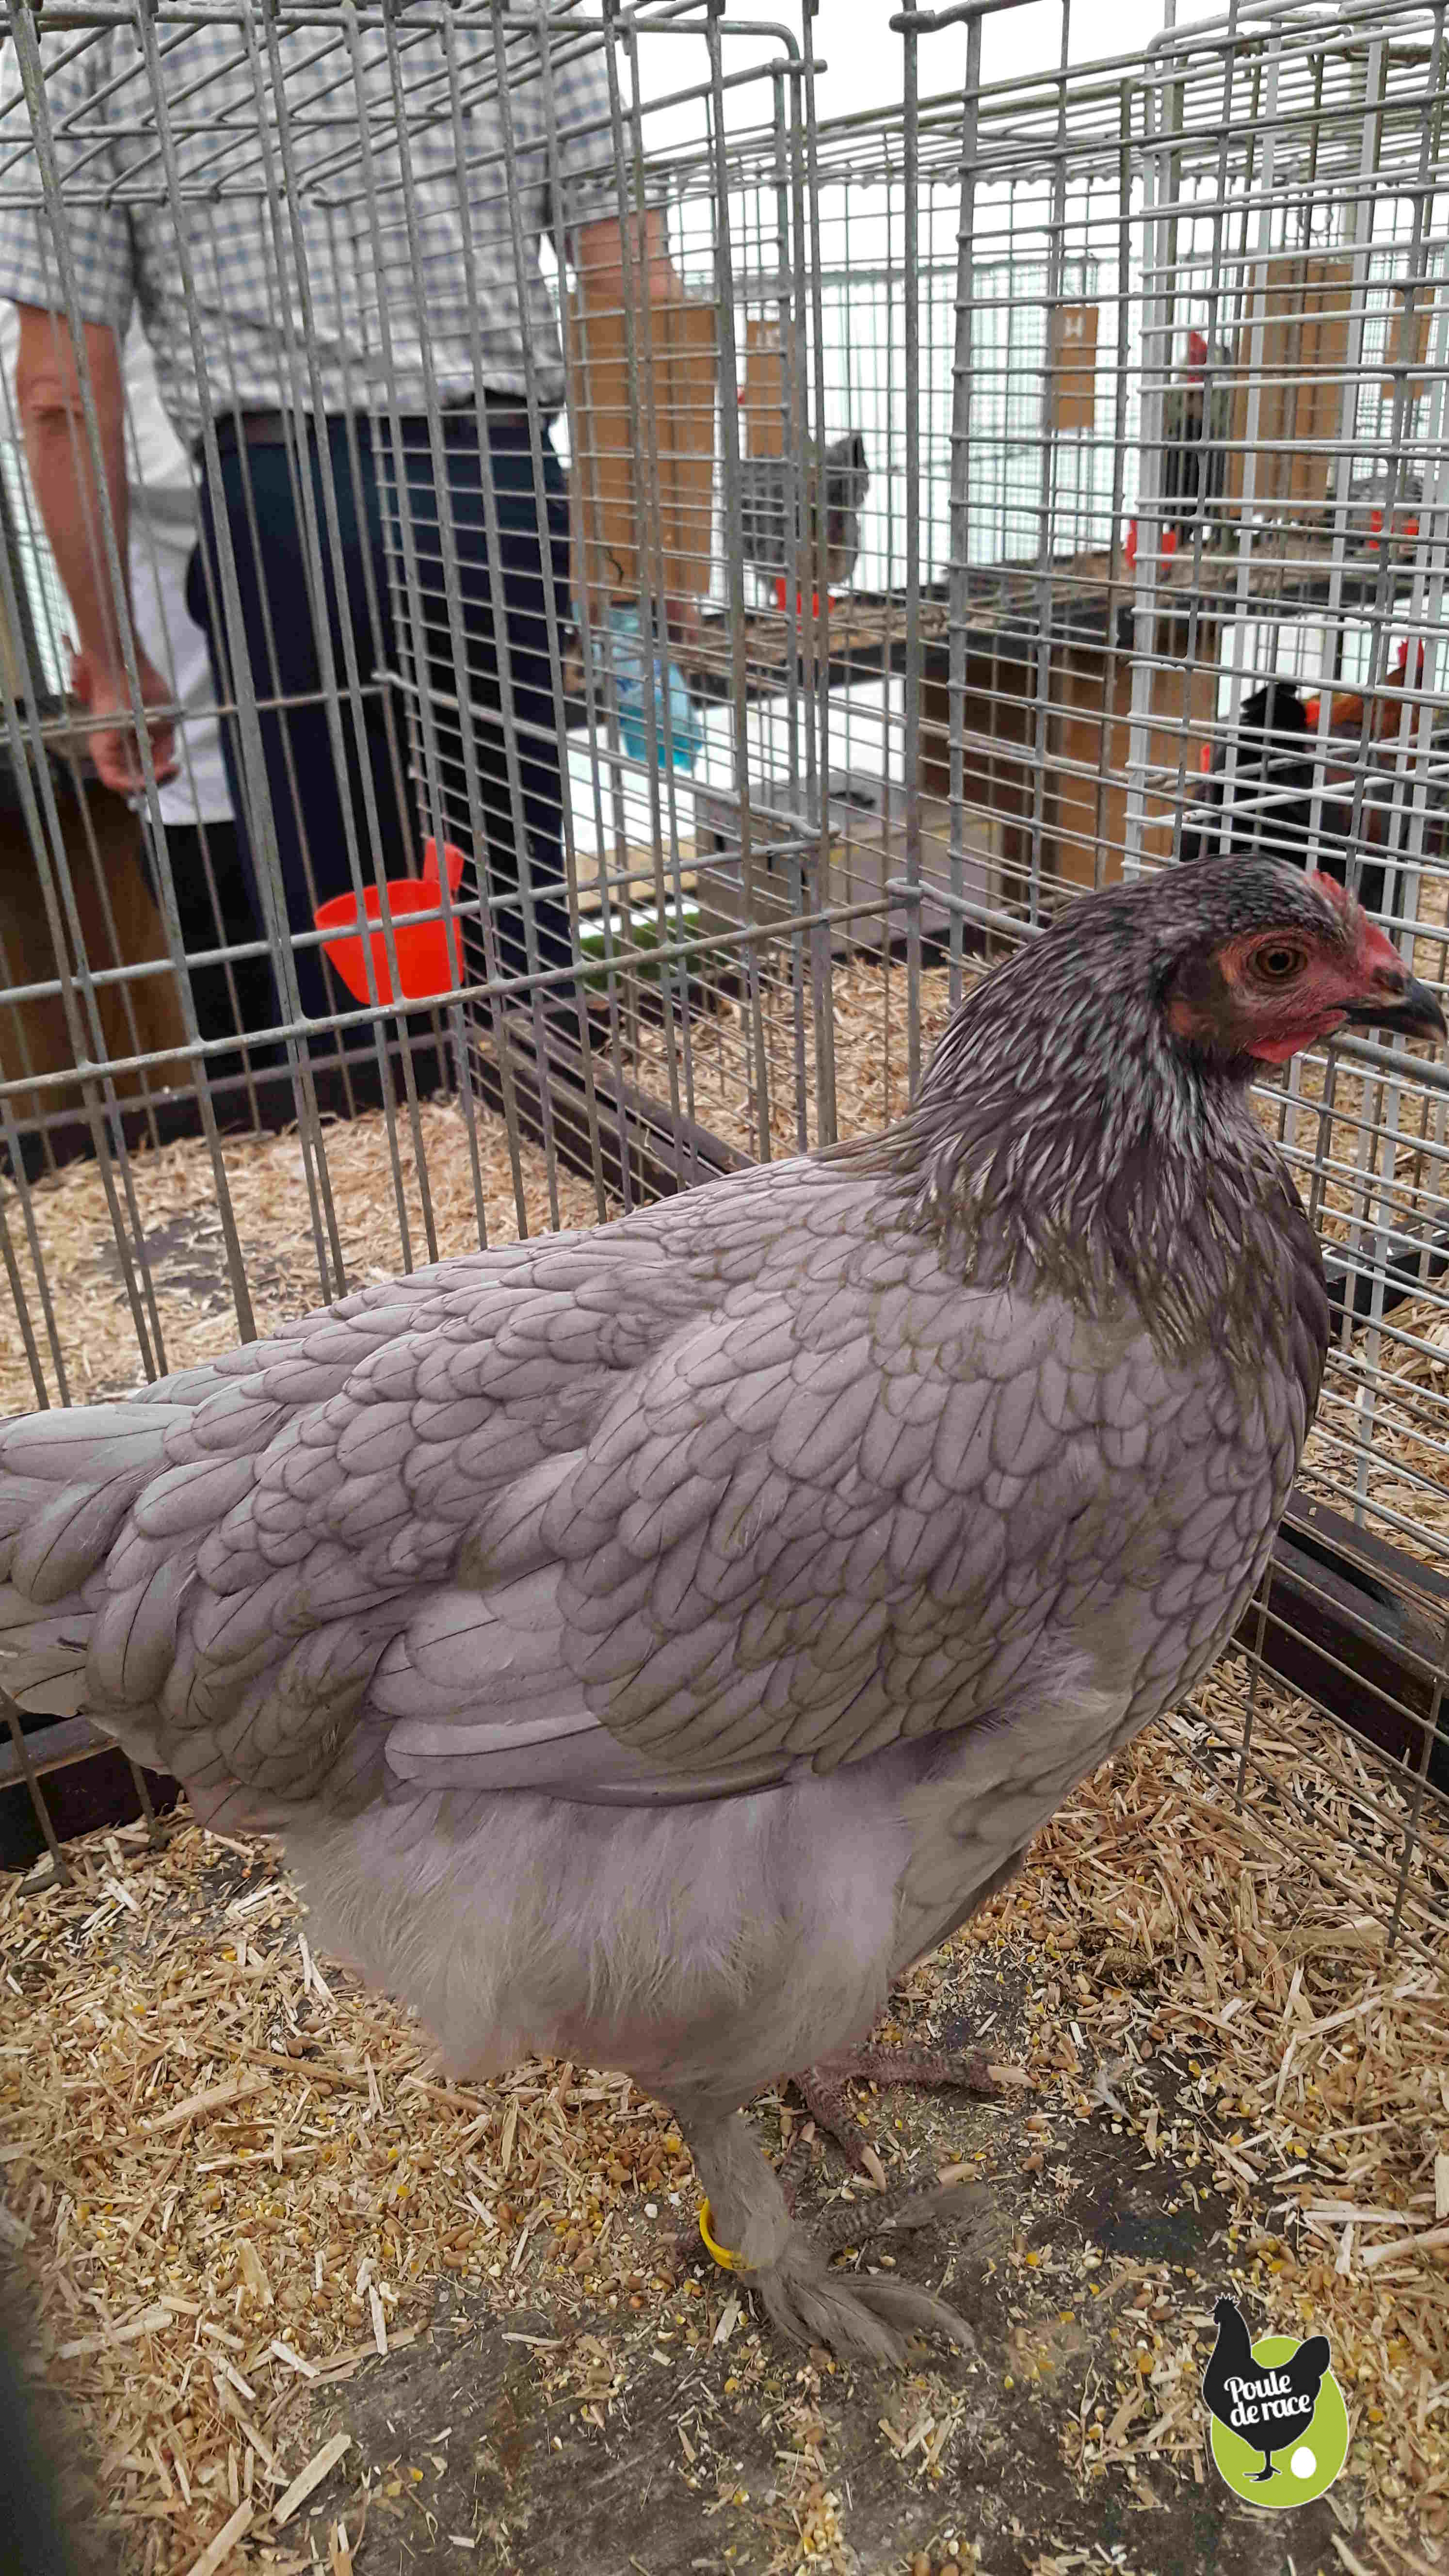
left=672, top=2095, right=979, bottom=2362
left=790, top=2043, right=1003, bottom=2171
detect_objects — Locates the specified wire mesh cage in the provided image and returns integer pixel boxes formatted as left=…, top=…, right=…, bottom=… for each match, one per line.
left=0, top=0, right=1444, bottom=1989
left=5, top=7, right=1449, bottom=2558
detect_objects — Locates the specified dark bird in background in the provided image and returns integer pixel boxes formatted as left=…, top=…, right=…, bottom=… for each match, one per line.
left=1346, top=468, right=1422, bottom=558
left=740, top=430, right=870, bottom=599
left=1303, top=642, right=1449, bottom=867
left=1, top=863, right=1442, bottom=2358
left=1180, top=677, right=1389, bottom=918
left=1181, top=680, right=1319, bottom=867
left=1304, top=638, right=1426, bottom=741
left=1160, top=330, right=1233, bottom=536
left=1201, top=2296, right=1332, bottom=2482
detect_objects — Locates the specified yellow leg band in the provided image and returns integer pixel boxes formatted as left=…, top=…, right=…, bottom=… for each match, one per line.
left=698, top=2197, right=745, bottom=2273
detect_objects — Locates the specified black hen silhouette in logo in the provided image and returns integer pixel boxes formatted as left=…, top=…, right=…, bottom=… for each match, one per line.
left=1202, top=2296, right=1332, bottom=2481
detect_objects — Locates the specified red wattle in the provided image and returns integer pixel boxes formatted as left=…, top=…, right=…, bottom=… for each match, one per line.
left=1247, top=1034, right=1313, bottom=1063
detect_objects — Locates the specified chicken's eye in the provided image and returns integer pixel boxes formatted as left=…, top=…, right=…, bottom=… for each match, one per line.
left=1253, top=942, right=1307, bottom=984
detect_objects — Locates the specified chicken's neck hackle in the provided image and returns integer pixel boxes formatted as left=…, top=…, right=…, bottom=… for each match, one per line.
left=860, top=864, right=1327, bottom=1373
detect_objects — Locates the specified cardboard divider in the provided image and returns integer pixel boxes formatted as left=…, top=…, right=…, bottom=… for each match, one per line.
left=568, top=287, right=718, bottom=617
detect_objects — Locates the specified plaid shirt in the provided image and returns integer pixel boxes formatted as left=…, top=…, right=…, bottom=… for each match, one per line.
left=0, top=9, right=623, bottom=438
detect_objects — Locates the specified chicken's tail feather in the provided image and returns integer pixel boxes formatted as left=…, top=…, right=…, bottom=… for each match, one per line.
left=0, top=1401, right=189, bottom=1725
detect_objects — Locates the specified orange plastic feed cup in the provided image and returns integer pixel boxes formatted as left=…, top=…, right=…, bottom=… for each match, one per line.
left=316, top=839, right=466, bottom=1006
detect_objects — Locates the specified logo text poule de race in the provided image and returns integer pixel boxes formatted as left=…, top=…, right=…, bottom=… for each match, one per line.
left=1223, top=2368, right=1315, bottom=2434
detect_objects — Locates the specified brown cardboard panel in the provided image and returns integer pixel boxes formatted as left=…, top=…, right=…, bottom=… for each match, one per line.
left=0, top=783, right=189, bottom=1132
left=568, top=289, right=718, bottom=613
left=1293, top=258, right=1352, bottom=510
left=1047, top=648, right=1218, bottom=888
left=1226, top=254, right=1352, bottom=517
left=742, top=319, right=785, bottom=459
left=661, top=298, right=719, bottom=604
left=1383, top=290, right=1434, bottom=400
left=566, top=294, right=633, bottom=615
left=920, top=644, right=1046, bottom=909
left=1049, top=303, right=1100, bottom=435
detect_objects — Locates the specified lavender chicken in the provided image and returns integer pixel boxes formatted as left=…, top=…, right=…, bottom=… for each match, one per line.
left=1, top=860, right=1441, bottom=2357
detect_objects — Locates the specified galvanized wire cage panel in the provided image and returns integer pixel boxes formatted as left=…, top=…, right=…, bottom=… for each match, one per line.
left=0, top=0, right=1443, bottom=1966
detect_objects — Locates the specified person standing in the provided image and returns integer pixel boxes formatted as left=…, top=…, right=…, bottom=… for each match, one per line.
left=0, top=305, right=274, bottom=1112
left=0, top=11, right=679, bottom=1105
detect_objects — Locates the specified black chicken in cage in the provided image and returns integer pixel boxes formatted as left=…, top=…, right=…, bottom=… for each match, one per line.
left=1181, top=677, right=1391, bottom=914
left=1160, top=332, right=1232, bottom=538
left=739, top=429, right=870, bottom=605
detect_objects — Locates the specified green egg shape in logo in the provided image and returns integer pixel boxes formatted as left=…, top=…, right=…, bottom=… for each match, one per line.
left=1208, top=2335, right=1350, bottom=2509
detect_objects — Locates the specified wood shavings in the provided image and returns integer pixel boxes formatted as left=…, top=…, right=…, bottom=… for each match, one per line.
left=182, top=2498, right=253, bottom=2576
left=271, top=2433, right=352, bottom=2530
left=144, top=2074, right=271, bottom=2139
left=1, top=1093, right=607, bottom=1416
left=1, top=1653, right=1443, bottom=2568
left=628, top=951, right=959, bottom=1167
left=55, top=2305, right=173, bottom=2362
left=1361, top=2223, right=1449, bottom=2271
left=990, top=1662, right=1449, bottom=2545
left=0, top=1809, right=700, bottom=2568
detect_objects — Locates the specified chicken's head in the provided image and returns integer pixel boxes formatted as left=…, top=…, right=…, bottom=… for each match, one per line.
left=1162, top=864, right=1446, bottom=1065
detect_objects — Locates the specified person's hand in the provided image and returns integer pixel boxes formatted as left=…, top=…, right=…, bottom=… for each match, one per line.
left=68, top=639, right=178, bottom=795
left=664, top=595, right=702, bottom=655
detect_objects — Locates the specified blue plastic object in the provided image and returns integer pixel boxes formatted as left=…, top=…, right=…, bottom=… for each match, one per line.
left=608, top=604, right=701, bottom=773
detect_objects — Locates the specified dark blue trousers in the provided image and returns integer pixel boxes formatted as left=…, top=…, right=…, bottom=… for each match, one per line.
left=188, top=411, right=575, bottom=1066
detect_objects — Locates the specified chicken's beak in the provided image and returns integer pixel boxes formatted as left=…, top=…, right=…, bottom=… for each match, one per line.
left=1344, top=969, right=1447, bottom=1044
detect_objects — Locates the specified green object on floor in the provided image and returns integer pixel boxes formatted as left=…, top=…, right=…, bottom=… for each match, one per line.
left=578, top=901, right=699, bottom=989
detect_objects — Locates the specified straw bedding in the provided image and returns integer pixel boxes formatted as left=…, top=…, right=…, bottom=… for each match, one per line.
left=2, top=1675, right=1447, bottom=2572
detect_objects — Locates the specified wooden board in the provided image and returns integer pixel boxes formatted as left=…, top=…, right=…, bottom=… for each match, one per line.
left=1250, top=1493, right=1449, bottom=1791
left=919, top=642, right=1044, bottom=908
left=741, top=318, right=785, bottom=460
left=1383, top=289, right=1435, bottom=401
left=0, top=771, right=189, bottom=1139
left=918, top=634, right=1214, bottom=896
left=1227, top=253, right=1352, bottom=519
left=1047, top=647, right=1218, bottom=889
left=568, top=288, right=718, bottom=614
left=1048, top=302, right=1100, bottom=435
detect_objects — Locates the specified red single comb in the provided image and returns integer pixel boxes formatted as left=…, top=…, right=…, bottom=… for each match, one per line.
left=1187, top=330, right=1209, bottom=370
left=1308, top=870, right=1403, bottom=971
left=1307, top=870, right=1352, bottom=915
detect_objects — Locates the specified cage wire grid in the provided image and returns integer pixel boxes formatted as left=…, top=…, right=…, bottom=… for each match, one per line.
left=0, top=0, right=1441, bottom=1966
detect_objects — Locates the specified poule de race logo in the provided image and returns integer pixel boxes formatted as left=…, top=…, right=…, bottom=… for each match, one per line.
left=1202, top=2296, right=1351, bottom=2507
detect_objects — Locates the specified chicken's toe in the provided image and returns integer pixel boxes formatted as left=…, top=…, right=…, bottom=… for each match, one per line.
left=674, top=2097, right=983, bottom=2362
left=789, top=2042, right=1006, bottom=2169
left=749, top=2224, right=979, bottom=2363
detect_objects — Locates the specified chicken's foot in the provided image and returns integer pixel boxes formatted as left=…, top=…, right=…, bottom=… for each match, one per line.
left=791, top=2044, right=1003, bottom=2171
left=672, top=2098, right=979, bottom=2361
left=813, top=2171, right=987, bottom=2258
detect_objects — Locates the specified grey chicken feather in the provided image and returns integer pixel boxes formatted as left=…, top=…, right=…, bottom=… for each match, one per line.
left=739, top=430, right=869, bottom=588
left=3, top=856, right=1432, bottom=2359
